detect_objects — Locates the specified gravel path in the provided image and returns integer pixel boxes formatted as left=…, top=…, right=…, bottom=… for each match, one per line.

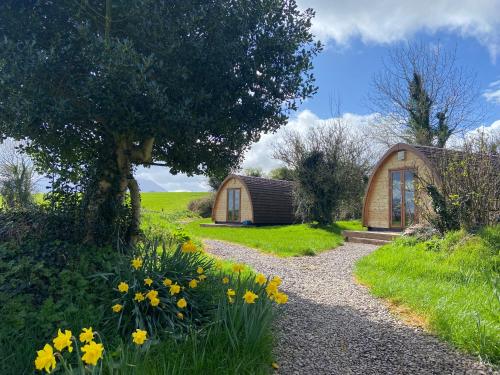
left=205, top=240, right=497, bottom=375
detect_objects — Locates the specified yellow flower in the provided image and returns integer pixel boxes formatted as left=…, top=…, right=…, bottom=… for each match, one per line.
left=132, top=329, right=148, bottom=345
left=272, top=362, right=279, bottom=369
left=197, top=267, right=204, bottom=274
left=163, top=278, right=172, bottom=286
left=79, top=327, right=94, bottom=344
left=134, top=292, right=145, bottom=302
left=144, top=278, right=153, bottom=286
left=81, top=341, right=104, bottom=366
left=181, top=240, right=197, bottom=253
left=177, top=312, right=184, bottom=319
left=34, top=344, right=56, bottom=373
left=112, top=304, right=123, bottom=313
left=266, top=282, right=278, bottom=297
left=222, top=277, right=229, bottom=284
left=232, top=263, right=245, bottom=273
left=271, top=276, right=282, bottom=286
left=177, top=298, right=187, bottom=308
left=53, top=329, right=73, bottom=353
left=118, top=282, right=129, bottom=293
left=131, top=257, right=143, bottom=270
left=146, top=290, right=158, bottom=300
left=215, top=260, right=223, bottom=270
left=255, top=273, right=267, bottom=286
left=243, top=290, right=258, bottom=304
left=198, top=274, right=207, bottom=281
left=274, top=292, right=289, bottom=305
left=169, top=283, right=181, bottom=295
left=150, top=297, right=160, bottom=307
left=189, top=279, right=198, bottom=288
left=226, top=288, right=236, bottom=304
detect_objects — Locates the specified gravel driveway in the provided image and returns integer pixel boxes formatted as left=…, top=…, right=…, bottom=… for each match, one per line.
left=205, top=240, right=497, bottom=375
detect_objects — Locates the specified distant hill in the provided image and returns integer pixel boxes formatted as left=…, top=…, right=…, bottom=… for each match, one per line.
left=137, top=177, right=166, bottom=192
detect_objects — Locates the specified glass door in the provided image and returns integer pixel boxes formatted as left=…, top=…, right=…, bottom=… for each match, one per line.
left=227, top=188, right=240, bottom=222
left=390, top=170, right=416, bottom=229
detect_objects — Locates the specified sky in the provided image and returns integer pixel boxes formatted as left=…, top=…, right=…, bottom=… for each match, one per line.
left=139, top=0, right=500, bottom=192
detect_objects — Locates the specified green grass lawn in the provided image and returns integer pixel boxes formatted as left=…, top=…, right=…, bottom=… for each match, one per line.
left=140, top=192, right=364, bottom=257
left=355, top=227, right=500, bottom=364
left=185, top=218, right=363, bottom=257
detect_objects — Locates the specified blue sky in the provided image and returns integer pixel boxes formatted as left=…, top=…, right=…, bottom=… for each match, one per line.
left=137, top=0, right=500, bottom=192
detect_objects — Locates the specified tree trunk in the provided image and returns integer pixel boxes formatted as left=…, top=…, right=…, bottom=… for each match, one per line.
left=127, top=176, right=141, bottom=245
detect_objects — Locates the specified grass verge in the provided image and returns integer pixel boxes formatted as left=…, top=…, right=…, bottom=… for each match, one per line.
left=355, top=226, right=500, bottom=364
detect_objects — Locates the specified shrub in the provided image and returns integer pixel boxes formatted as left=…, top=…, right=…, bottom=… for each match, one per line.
left=188, top=194, right=215, bottom=218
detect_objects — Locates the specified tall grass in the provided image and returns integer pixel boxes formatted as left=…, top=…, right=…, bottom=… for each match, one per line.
left=355, top=226, right=500, bottom=364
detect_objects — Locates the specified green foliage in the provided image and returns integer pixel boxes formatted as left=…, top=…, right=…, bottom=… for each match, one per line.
left=188, top=194, right=215, bottom=218
left=185, top=218, right=364, bottom=257
left=0, top=239, right=118, bottom=374
left=243, top=167, right=265, bottom=178
left=355, top=226, right=500, bottom=364
left=0, top=158, right=35, bottom=210
left=269, top=166, right=295, bottom=181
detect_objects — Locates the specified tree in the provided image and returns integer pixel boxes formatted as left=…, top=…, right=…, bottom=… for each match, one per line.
left=273, top=121, right=372, bottom=224
left=369, top=42, right=481, bottom=148
left=0, top=1, right=321, bottom=244
left=269, top=166, right=295, bottom=181
left=243, top=167, right=265, bottom=178
left=0, top=141, right=37, bottom=210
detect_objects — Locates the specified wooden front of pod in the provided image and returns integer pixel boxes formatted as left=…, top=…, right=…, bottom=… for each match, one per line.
left=212, top=177, right=253, bottom=223
left=363, top=144, right=436, bottom=230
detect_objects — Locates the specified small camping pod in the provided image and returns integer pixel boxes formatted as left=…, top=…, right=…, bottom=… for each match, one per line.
left=212, top=175, right=295, bottom=225
left=362, top=143, right=444, bottom=230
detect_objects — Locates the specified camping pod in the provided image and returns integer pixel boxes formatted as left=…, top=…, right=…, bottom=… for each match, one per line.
left=211, top=175, right=295, bottom=225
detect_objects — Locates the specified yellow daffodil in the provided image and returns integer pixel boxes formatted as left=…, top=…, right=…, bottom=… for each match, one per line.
left=177, top=298, right=187, bottom=308
left=196, top=267, right=204, bottom=274
left=274, top=292, right=289, bottom=304
left=169, top=283, right=181, bottom=295
left=79, top=327, right=94, bottom=344
left=215, top=260, right=223, bottom=270
left=181, top=241, right=197, bottom=253
left=271, top=276, right=282, bottom=286
left=232, top=263, right=245, bottom=273
left=222, top=277, right=229, bottom=284
left=144, top=278, right=153, bottom=286
left=131, top=257, right=143, bottom=270
left=163, top=278, right=172, bottom=286
left=255, top=273, right=267, bottom=286
left=177, top=312, right=184, bottom=319
left=34, top=344, right=56, bottom=373
left=134, top=292, right=145, bottom=302
left=266, top=282, right=278, bottom=297
left=53, top=329, right=73, bottom=353
left=112, top=304, right=123, bottom=313
left=150, top=297, right=160, bottom=307
left=132, top=329, right=148, bottom=345
left=198, top=274, right=207, bottom=281
left=81, top=341, right=104, bottom=366
left=188, top=279, right=198, bottom=288
left=272, top=362, right=279, bottom=369
left=243, top=290, right=258, bottom=304
left=118, top=282, right=129, bottom=293
left=146, top=290, right=158, bottom=300
left=226, top=288, right=236, bottom=303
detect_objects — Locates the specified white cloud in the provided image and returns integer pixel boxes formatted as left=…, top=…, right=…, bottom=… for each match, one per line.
left=483, top=80, right=500, bottom=104
left=298, top=0, right=500, bottom=61
left=136, top=166, right=210, bottom=192
left=242, top=109, right=378, bottom=171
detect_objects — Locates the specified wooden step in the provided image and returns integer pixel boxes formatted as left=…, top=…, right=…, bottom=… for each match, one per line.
left=342, top=230, right=400, bottom=241
left=348, top=237, right=391, bottom=246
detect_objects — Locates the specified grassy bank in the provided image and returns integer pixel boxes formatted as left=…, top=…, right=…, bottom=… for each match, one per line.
left=355, top=227, right=500, bottom=364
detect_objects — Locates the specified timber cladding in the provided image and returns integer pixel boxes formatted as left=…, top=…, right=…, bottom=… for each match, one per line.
left=212, top=175, right=295, bottom=225
left=363, top=143, right=437, bottom=229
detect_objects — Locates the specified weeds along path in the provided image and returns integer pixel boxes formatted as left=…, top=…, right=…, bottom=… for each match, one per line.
left=204, top=240, right=497, bottom=375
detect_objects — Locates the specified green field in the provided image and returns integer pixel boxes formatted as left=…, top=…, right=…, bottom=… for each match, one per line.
left=140, top=192, right=363, bottom=257
left=141, top=192, right=209, bottom=212
left=355, top=227, right=500, bottom=364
